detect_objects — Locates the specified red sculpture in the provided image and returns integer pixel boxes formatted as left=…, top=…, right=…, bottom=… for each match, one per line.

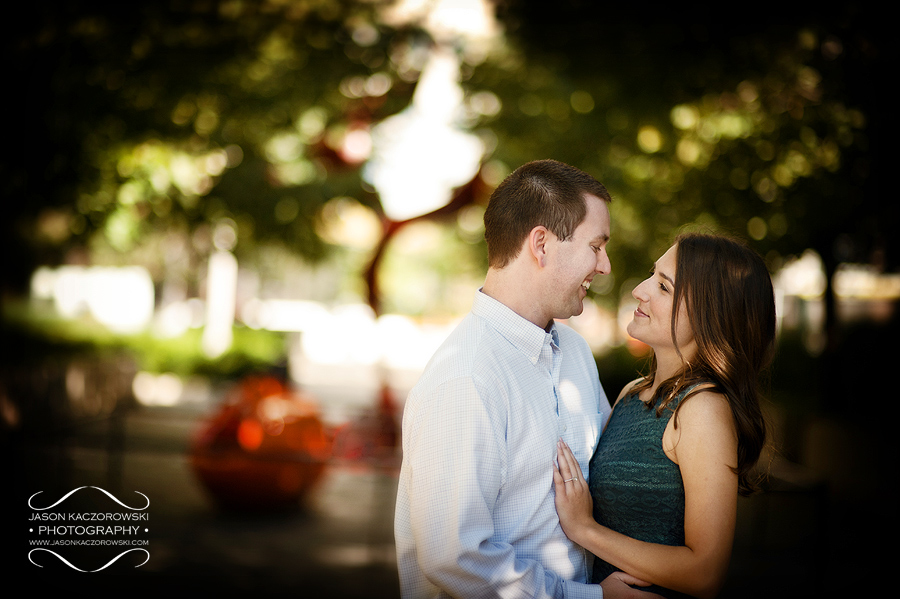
left=190, top=375, right=330, bottom=510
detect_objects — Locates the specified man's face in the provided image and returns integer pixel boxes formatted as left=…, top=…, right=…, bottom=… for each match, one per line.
left=542, top=193, right=611, bottom=322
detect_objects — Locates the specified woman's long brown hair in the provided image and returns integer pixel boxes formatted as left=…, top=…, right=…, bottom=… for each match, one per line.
left=631, top=232, right=776, bottom=496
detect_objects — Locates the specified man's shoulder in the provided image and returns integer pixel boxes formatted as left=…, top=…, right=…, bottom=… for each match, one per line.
left=430, top=310, right=503, bottom=360
left=411, top=311, right=511, bottom=393
left=554, top=320, right=592, bottom=354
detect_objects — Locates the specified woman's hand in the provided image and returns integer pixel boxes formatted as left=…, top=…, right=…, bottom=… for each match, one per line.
left=552, top=439, right=596, bottom=546
left=555, top=440, right=656, bottom=594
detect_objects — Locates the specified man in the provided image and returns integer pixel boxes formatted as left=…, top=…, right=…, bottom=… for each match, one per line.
left=396, top=160, right=644, bottom=598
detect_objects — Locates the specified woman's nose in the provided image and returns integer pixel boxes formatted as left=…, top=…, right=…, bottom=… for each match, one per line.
left=632, top=279, right=650, bottom=301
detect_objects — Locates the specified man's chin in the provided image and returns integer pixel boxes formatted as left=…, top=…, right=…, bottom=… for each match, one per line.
left=560, top=303, right=585, bottom=321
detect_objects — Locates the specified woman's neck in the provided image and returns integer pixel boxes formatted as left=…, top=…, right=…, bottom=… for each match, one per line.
left=647, top=346, right=696, bottom=398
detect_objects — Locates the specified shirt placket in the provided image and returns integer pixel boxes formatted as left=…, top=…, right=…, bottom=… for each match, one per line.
left=550, top=329, right=564, bottom=434
left=538, top=329, right=563, bottom=424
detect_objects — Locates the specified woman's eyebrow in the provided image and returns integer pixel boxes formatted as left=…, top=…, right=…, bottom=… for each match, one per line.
left=653, top=261, right=675, bottom=286
left=660, top=271, right=675, bottom=286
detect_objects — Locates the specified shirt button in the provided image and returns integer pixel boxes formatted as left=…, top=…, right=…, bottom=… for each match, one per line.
left=559, top=423, right=567, bottom=433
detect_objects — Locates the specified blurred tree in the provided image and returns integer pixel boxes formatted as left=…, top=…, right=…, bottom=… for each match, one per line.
left=3, top=0, right=886, bottom=333
left=483, top=3, right=886, bottom=288
left=3, top=0, right=420, bottom=297
left=481, top=2, right=887, bottom=412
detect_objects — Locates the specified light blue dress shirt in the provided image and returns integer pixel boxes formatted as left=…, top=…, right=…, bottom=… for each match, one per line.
left=395, top=290, right=611, bottom=598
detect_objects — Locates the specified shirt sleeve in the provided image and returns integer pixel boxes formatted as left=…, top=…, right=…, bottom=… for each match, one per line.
left=401, top=375, right=603, bottom=599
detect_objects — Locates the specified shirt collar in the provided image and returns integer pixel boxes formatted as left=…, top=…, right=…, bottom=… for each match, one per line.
left=473, top=289, right=559, bottom=365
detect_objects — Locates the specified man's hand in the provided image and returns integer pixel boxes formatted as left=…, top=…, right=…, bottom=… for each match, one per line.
left=600, top=572, right=664, bottom=599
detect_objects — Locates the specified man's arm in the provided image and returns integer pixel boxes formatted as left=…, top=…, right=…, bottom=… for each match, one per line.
left=601, top=573, right=666, bottom=599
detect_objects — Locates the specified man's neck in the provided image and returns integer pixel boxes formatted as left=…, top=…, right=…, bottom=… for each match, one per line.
left=482, top=267, right=551, bottom=330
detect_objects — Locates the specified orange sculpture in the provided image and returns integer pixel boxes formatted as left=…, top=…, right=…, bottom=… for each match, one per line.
left=190, top=375, right=331, bottom=510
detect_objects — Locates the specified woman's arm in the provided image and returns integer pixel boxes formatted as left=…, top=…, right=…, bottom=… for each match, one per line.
left=554, top=391, right=738, bottom=599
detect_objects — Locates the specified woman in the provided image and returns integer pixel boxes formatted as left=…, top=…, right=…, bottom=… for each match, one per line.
left=553, top=232, right=775, bottom=599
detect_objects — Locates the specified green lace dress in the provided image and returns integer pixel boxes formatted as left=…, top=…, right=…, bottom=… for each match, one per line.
left=587, top=386, right=700, bottom=599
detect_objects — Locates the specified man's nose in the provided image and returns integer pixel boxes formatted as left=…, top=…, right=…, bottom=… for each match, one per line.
left=595, top=251, right=611, bottom=275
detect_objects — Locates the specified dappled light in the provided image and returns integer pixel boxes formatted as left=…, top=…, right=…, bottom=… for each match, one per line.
left=364, top=46, right=484, bottom=221
left=4, top=1, right=889, bottom=596
left=315, top=197, right=381, bottom=250
left=132, top=371, right=184, bottom=407
left=31, top=265, right=155, bottom=334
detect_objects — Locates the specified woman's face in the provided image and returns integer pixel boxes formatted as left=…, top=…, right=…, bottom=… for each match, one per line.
left=627, top=244, right=696, bottom=359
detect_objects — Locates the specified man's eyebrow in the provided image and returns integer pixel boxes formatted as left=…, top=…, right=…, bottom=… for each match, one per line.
left=592, top=234, right=610, bottom=244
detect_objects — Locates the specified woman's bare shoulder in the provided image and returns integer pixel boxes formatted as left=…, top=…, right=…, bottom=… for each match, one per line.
left=677, top=388, right=735, bottom=434
left=668, top=388, right=737, bottom=467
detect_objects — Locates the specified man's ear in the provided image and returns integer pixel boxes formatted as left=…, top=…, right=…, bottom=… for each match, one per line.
left=528, top=226, right=550, bottom=267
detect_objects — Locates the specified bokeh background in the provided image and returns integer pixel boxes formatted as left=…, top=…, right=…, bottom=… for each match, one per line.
left=3, top=1, right=893, bottom=597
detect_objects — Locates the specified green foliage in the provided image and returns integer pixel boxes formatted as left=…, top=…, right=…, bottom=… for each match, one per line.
left=4, top=299, right=285, bottom=379
left=482, top=5, right=885, bottom=296
left=4, top=0, right=418, bottom=292
left=4, top=1, right=885, bottom=315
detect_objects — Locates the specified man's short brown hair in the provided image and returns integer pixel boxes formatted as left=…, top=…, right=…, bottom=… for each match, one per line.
left=483, top=159, right=611, bottom=268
